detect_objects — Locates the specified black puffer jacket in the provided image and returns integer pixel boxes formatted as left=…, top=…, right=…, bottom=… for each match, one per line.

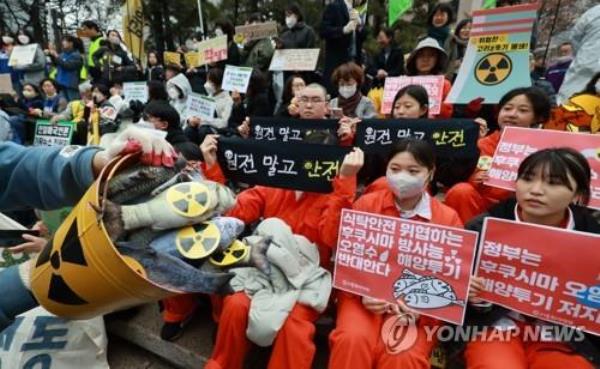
left=281, top=22, right=317, bottom=49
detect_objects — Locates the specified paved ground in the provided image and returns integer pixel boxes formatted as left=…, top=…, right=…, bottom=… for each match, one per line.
left=108, top=335, right=177, bottom=369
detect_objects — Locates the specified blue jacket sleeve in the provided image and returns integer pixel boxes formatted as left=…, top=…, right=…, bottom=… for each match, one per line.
left=0, top=143, right=101, bottom=211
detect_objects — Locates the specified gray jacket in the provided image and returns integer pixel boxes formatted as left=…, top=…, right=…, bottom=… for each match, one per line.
left=330, top=95, right=377, bottom=119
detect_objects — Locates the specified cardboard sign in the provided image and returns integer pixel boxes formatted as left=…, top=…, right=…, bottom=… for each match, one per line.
left=485, top=127, right=600, bottom=210
left=382, top=76, right=445, bottom=116
left=217, top=137, right=351, bottom=193
left=8, top=44, right=38, bottom=67
left=334, top=209, right=479, bottom=325
left=234, top=22, right=278, bottom=43
left=222, top=65, right=253, bottom=93
left=122, top=81, right=148, bottom=103
left=0, top=73, right=14, bottom=94
left=33, top=121, right=74, bottom=147
left=186, top=92, right=217, bottom=120
left=446, top=3, right=539, bottom=104
left=476, top=218, right=600, bottom=336
left=163, top=51, right=182, bottom=66
left=269, top=49, right=320, bottom=71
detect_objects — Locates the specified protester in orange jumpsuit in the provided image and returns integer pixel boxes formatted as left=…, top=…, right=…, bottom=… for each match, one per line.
left=463, top=148, right=598, bottom=369
left=321, top=138, right=463, bottom=369
left=444, top=87, right=552, bottom=223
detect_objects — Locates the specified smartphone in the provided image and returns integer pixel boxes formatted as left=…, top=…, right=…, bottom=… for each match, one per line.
left=0, top=230, right=40, bottom=248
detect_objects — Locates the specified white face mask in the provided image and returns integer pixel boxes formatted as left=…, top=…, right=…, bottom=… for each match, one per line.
left=285, top=15, right=298, bottom=29
left=17, top=35, right=30, bottom=45
left=22, top=90, right=36, bottom=99
left=386, top=171, right=427, bottom=200
left=215, top=28, right=224, bottom=37
left=168, top=87, right=180, bottom=100
left=2, top=36, right=13, bottom=45
left=204, top=82, right=216, bottom=96
left=338, top=84, right=357, bottom=99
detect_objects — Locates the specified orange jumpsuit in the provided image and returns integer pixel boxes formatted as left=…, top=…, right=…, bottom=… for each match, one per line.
left=165, top=163, right=356, bottom=369
left=435, top=79, right=454, bottom=119
left=321, top=183, right=463, bottom=369
left=444, top=131, right=512, bottom=223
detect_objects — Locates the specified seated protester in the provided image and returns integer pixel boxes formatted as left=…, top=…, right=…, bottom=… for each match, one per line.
left=329, top=62, right=377, bottom=119
left=145, top=50, right=165, bottom=82
left=91, top=83, right=121, bottom=136
left=13, top=30, right=47, bottom=87
left=185, top=67, right=234, bottom=144
left=147, top=80, right=169, bottom=103
left=228, top=69, right=273, bottom=131
left=444, top=87, right=552, bottom=223
left=278, top=4, right=317, bottom=49
left=51, top=82, right=93, bottom=144
left=158, top=83, right=355, bottom=347
left=8, top=83, right=44, bottom=144
left=275, top=74, right=306, bottom=117
left=92, top=30, right=136, bottom=85
left=320, top=138, right=461, bottom=369
left=446, top=18, right=472, bottom=82
left=46, top=35, right=84, bottom=102
left=530, top=52, right=557, bottom=106
left=143, top=100, right=200, bottom=157
left=31, top=78, right=67, bottom=120
left=213, top=19, right=241, bottom=69
left=367, top=28, right=405, bottom=88
left=166, top=72, right=192, bottom=128
left=462, top=148, right=599, bottom=369
left=405, top=37, right=454, bottom=118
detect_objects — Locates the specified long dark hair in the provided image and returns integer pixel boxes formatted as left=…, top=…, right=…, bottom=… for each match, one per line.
left=387, top=138, right=436, bottom=171
left=498, top=87, right=552, bottom=124
left=391, top=84, right=429, bottom=118
left=282, top=74, right=305, bottom=105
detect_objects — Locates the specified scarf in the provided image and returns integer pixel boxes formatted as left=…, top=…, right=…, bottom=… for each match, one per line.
left=428, top=26, right=450, bottom=48
left=338, top=91, right=362, bottom=118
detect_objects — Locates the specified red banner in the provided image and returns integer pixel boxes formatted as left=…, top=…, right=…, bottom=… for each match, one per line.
left=484, top=127, right=600, bottom=210
left=333, top=209, right=479, bottom=325
left=476, top=217, right=600, bottom=336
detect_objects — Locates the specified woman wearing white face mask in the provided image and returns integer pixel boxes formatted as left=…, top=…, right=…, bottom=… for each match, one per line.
left=277, top=4, right=317, bottom=50
left=12, top=30, right=47, bottom=87
left=321, top=138, right=462, bottom=369
left=329, top=62, right=376, bottom=119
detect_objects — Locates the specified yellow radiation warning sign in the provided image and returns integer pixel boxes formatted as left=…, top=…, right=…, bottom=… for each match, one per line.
left=176, top=222, right=221, bottom=259
left=166, top=182, right=211, bottom=218
left=474, top=53, right=512, bottom=86
left=210, top=240, right=249, bottom=267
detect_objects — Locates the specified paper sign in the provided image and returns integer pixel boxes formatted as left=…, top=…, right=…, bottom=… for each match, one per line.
left=186, top=92, right=217, bottom=120
left=382, top=76, right=445, bottom=116
left=33, top=120, right=74, bottom=147
left=8, top=44, right=38, bottom=67
left=122, top=81, right=148, bottom=103
left=163, top=51, right=182, bottom=66
left=222, top=65, right=253, bottom=93
left=197, top=35, right=228, bottom=66
left=185, top=52, right=201, bottom=68
left=446, top=3, right=539, bottom=104
left=0, top=73, right=13, bottom=94
left=476, top=217, right=600, bottom=336
left=485, top=127, right=600, bottom=210
left=334, top=209, right=479, bottom=325
left=235, top=22, right=278, bottom=43
left=269, top=49, right=320, bottom=71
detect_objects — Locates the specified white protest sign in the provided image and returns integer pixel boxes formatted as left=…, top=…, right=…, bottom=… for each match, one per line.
left=186, top=93, right=217, bottom=120
left=222, top=65, right=253, bottom=93
left=8, top=44, right=39, bottom=67
left=381, top=75, right=445, bottom=116
left=123, top=81, right=148, bottom=103
left=269, top=49, right=320, bottom=71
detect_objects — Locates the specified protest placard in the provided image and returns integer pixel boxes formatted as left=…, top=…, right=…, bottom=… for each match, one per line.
left=8, top=44, right=38, bottom=67
left=0, top=73, right=14, bottom=94
left=122, top=81, right=148, bottom=103
left=217, top=137, right=351, bottom=193
left=382, top=76, right=445, bottom=116
left=184, top=52, right=201, bottom=68
left=476, top=218, right=600, bottom=336
left=186, top=92, right=217, bottom=120
left=269, top=49, right=320, bottom=71
left=222, top=65, right=253, bottom=93
left=446, top=3, right=539, bottom=104
left=485, top=127, right=600, bottom=209
left=334, top=209, right=479, bottom=325
left=163, top=51, right=182, bottom=66
left=234, top=22, right=278, bottom=44
left=33, top=121, right=74, bottom=147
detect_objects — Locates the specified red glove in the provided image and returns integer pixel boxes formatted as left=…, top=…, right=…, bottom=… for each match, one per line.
left=465, top=97, right=485, bottom=118
left=101, top=126, right=178, bottom=167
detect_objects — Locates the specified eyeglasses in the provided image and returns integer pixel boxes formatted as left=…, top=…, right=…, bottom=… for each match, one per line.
left=298, top=96, right=326, bottom=104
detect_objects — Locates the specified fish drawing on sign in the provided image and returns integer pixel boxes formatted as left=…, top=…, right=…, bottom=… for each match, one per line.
left=393, top=270, right=464, bottom=310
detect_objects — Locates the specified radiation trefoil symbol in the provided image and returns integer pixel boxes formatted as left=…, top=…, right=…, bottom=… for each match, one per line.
left=474, top=53, right=512, bottom=86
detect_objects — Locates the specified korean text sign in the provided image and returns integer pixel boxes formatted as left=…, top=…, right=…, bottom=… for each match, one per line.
left=333, top=209, right=479, bottom=325
left=186, top=93, right=216, bottom=120
left=382, top=76, right=445, bottom=116
left=8, top=44, right=38, bottom=67
left=269, top=49, right=320, bottom=71
left=123, top=81, right=148, bottom=103
left=186, top=36, right=228, bottom=67
left=33, top=121, right=74, bottom=147
left=222, top=65, right=253, bottom=94
left=476, top=218, right=600, bottom=336
left=485, top=127, right=600, bottom=210
left=234, top=22, right=278, bottom=43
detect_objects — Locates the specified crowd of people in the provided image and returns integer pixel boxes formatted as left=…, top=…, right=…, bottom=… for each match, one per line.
left=1, top=1, right=600, bottom=369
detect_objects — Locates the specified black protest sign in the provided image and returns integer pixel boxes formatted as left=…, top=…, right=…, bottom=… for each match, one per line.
left=251, top=117, right=339, bottom=143
left=355, top=119, right=480, bottom=159
left=217, top=137, right=351, bottom=193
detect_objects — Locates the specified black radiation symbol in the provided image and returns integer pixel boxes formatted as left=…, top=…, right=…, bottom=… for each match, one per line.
left=36, top=220, right=88, bottom=305
left=474, top=53, right=512, bottom=86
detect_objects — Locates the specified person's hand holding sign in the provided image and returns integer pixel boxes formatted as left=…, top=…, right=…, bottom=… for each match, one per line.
left=468, top=276, right=487, bottom=304
left=339, top=147, right=364, bottom=178
left=338, top=116, right=360, bottom=142
left=362, top=296, right=390, bottom=315
left=188, top=116, right=202, bottom=128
